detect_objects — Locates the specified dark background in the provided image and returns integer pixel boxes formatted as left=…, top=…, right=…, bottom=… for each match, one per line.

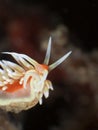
left=0, top=1, right=98, bottom=130
left=0, top=0, right=98, bottom=51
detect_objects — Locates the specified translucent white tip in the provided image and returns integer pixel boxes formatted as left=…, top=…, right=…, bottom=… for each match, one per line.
left=49, top=51, right=72, bottom=71
left=43, top=37, right=52, bottom=65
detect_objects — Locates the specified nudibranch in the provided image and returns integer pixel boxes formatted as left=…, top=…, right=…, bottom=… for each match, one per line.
left=0, top=37, right=71, bottom=113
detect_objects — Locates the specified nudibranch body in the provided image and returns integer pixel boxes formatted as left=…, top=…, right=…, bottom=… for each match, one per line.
left=0, top=37, right=71, bottom=113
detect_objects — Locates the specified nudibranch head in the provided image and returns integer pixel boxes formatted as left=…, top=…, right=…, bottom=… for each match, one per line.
left=0, top=37, right=71, bottom=113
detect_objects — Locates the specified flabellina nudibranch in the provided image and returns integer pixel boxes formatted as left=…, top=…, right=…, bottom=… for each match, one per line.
left=0, top=37, right=72, bottom=113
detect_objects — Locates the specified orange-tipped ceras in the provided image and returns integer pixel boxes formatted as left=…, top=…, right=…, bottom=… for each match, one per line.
left=0, top=37, right=72, bottom=113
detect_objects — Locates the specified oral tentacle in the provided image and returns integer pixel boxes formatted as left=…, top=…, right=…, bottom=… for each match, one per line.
left=49, top=51, right=72, bottom=71
left=44, top=36, right=52, bottom=65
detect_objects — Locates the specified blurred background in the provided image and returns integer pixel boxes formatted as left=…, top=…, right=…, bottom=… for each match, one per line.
left=0, top=0, right=98, bottom=130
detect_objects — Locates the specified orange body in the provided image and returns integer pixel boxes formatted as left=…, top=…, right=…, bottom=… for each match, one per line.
left=0, top=81, right=23, bottom=93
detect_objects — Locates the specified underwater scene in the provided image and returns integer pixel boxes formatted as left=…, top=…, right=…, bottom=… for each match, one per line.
left=0, top=0, right=98, bottom=130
